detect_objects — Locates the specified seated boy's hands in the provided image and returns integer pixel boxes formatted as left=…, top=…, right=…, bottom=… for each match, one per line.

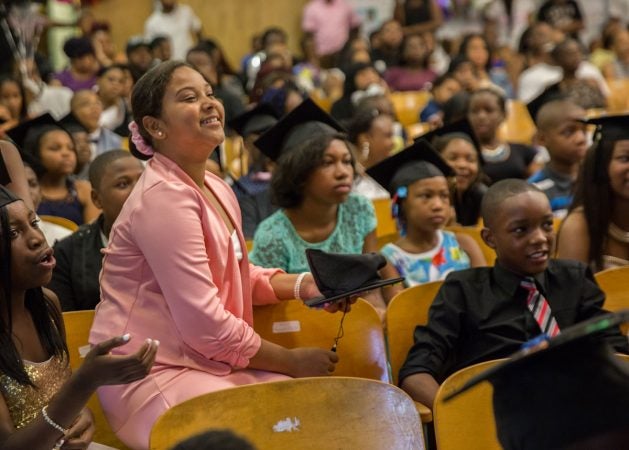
left=61, top=408, right=94, bottom=450
left=287, top=348, right=339, bottom=377
left=78, top=335, right=159, bottom=389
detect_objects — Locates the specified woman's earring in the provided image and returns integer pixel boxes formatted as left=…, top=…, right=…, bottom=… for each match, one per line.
left=361, top=142, right=370, bottom=160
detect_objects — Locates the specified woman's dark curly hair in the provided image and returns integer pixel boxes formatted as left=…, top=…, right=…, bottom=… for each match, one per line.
left=271, top=132, right=356, bottom=208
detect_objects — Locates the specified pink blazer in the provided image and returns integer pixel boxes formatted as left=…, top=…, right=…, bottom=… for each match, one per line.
left=89, top=152, right=282, bottom=375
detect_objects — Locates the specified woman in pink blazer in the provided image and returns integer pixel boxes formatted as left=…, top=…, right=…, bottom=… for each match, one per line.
left=89, top=61, right=338, bottom=450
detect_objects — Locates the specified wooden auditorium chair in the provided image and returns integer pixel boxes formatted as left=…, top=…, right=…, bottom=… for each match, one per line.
left=149, top=377, right=425, bottom=450
left=63, top=310, right=131, bottom=450
left=253, top=298, right=389, bottom=382
left=385, top=281, right=444, bottom=423
left=433, top=359, right=504, bottom=450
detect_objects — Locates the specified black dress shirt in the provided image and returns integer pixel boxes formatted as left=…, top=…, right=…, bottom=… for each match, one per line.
left=399, top=259, right=629, bottom=384
left=48, top=214, right=105, bottom=311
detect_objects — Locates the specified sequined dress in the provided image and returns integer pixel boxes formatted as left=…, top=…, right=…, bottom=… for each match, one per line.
left=0, top=355, right=70, bottom=429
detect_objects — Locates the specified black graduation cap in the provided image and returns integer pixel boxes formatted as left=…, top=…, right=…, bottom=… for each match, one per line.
left=586, top=114, right=629, bottom=143
left=303, top=249, right=404, bottom=307
left=444, top=311, right=629, bottom=450
left=415, top=118, right=483, bottom=165
left=525, top=85, right=564, bottom=125
left=253, top=98, right=345, bottom=161
left=228, top=103, right=279, bottom=139
left=366, top=139, right=455, bottom=196
left=59, top=112, right=87, bottom=133
left=5, top=113, right=57, bottom=152
left=0, top=185, right=20, bottom=208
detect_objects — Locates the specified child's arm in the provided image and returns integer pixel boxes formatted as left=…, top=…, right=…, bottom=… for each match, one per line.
left=380, top=261, right=404, bottom=304
left=0, top=141, right=33, bottom=211
left=400, top=372, right=440, bottom=410
left=362, top=230, right=388, bottom=318
left=75, top=180, right=100, bottom=224
left=455, top=233, right=487, bottom=267
left=0, top=335, right=157, bottom=450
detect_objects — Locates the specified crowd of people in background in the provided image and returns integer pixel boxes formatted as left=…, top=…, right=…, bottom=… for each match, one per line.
left=1, top=0, right=629, bottom=448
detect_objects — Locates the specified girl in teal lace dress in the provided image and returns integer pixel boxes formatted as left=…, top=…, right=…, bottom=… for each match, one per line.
left=250, top=99, right=384, bottom=312
left=0, top=185, right=157, bottom=450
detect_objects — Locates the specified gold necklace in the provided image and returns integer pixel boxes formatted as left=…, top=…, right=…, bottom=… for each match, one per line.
left=608, top=222, right=629, bottom=243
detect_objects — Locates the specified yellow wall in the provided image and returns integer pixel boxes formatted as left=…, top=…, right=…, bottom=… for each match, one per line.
left=91, top=0, right=309, bottom=68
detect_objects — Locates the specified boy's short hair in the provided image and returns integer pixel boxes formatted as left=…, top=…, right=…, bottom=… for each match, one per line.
left=171, top=429, right=256, bottom=450
left=431, top=72, right=458, bottom=92
left=481, top=179, right=544, bottom=228
left=88, top=149, right=136, bottom=191
left=535, top=98, right=584, bottom=132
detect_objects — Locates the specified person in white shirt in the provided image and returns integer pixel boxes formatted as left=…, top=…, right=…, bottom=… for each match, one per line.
left=144, top=0, right=202, bottom=60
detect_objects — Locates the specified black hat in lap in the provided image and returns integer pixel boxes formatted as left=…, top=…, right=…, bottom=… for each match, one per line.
left=228, top=103, right=279, bottom=139
left=253, top=98, right=345, bottom=161
left=444, top=311, right=629, bottom=450
left=304, top=249, right=404, bottom=307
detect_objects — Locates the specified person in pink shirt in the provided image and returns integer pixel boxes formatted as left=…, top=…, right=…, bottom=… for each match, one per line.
left=302, top=0, right=362, bottom=67
left=89, top=61, right=339, bottom=450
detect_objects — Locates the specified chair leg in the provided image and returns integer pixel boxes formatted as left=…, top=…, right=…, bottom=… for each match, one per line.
left=423, top=422, right=437, bottom=450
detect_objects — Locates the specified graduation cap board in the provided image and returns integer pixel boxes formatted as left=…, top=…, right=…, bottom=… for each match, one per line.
left=227, top=103, right=279, bottom=138
left=5, top=113, right=57, bottom=152
left=303, top=249, right=404, bottom=307
left=414, top=118, right=482, bottom=164
left=366, top=139, right=455, bottom=196
left=444, top=310, right=629, bottom=450
left=253, top=98, right=345, bottom=162
left=0, top=151, right=10, bottom=186
left=586, top=113, right=629, bottom=143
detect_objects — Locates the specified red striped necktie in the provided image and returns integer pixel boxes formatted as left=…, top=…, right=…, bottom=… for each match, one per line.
left=520, top=277, right=561, bottom=337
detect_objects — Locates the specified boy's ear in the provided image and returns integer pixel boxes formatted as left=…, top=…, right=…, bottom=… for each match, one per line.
left=481, top=227, right=496, bottom=249
left=91, top=190, right=102, bottom=210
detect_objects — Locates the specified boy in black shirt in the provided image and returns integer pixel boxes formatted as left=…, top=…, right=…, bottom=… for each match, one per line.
left=399, top=179, right=628, bottom=409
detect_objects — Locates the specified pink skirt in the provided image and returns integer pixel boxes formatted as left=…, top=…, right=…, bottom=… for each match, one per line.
left=97, top=365, right=290, bottom=450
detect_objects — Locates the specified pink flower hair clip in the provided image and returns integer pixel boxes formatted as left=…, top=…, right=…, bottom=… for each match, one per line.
left=128, top=121, right=155, bottom=157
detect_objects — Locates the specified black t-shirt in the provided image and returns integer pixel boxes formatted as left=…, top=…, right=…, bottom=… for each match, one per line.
left=482, top=143, right=537, bottom=184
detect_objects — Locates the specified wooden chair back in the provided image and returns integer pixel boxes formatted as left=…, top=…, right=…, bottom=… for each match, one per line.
left=39, top=215, right=79, bottom=232
left=372, top=198, right=398, bottom=238
left=253, top=299, right=389, bottom=382
left=498, top=99, right=536, bottom=145
left=149, top=377, right=425, bottom=450
left=62, top=311, right=130, bottom=450
left=596, top=266, right=629, bottom=313
left=433, top=359, right=504, bottom=450
left=388, top=91, right=431, bottom=126
left=386, top=281, right=443, bottom=386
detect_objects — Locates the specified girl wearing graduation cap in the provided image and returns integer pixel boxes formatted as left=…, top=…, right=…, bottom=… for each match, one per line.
left=0, top=184, right=158, bottom=450
left=89, top=62, right=338, bottom=450
left=249, top=99, right=386, bottom=314
left=368, top=140, right=486, bottom=293
left=557, top=114, right=629, bottom=271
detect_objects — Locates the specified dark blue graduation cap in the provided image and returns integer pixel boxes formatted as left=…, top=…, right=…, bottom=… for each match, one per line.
left=366, top=139, right=455, bottom=196
left=228, top=103, right=279, bottom=139
left=253, top=98, right=345, bottom=161
left=444, top=311, right=629, bottom=450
